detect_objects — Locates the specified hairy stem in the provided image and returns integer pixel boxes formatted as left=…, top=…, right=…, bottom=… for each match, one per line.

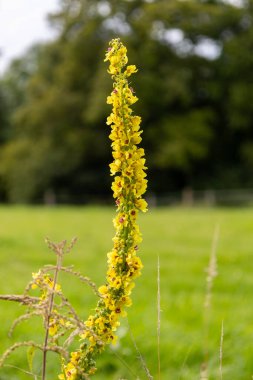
left=0, top=295, right=39, bottom=304
left=157, top=256, right=161, bottom=380
left=42, top=249, right=63, bottom=380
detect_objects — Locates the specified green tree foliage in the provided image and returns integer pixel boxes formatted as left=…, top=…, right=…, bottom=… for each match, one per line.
left=0, top=88, right=8, bottom=144
left=0, top=0, right=253, bottom=202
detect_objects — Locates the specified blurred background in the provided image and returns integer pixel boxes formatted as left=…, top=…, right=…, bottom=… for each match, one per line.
left=2, top=2, right=253, bottom=378
left=0, top=0, right=253, bottom=205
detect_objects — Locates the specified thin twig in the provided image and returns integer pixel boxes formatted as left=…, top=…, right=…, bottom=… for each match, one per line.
left=0, top=295, right=39, bottom=305
left=204, top=226, right=219, bottom=310
left=201, top=225, right=219, bottom=380
left=63, top=328, right=83, bottom=348
left=157, top=255, right=161, bottom=380
left=40, top=265, right=99, bottom=296
left=179, top=346, right=192, bottom=380
left=58, top=266, right=100, bottom=296
left=56, top=292, right=83, bottom=328
left=42, top=244, right=63, bottom=380
left=3, top=364, right=40, bottom=378
left=8, top=311, right=42, bottom=337
left=127, top=320, right=154, bottom=380
left=0, top=341, right=67, bottom=367
left=109, top=345, right=139, bottom=379
left=219, top=320, right=224, bottom=380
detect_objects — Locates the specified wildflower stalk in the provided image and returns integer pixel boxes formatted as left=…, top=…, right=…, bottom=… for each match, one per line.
left=127, top=319, right=153, bottom=380
left=0, top=239, right=98, bottom=378
left=42, top=244, right=63, bottom=380
left=157, top=256, right=161, bottom=380
left=219, top=320, right=224, bottom=380
left=201, top=225, right=219, bottom=380
left=59, top=38, right=148, bottom=379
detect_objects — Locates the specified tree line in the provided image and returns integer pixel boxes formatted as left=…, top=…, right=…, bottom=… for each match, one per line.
left=0, top=0, right=253, bottom=203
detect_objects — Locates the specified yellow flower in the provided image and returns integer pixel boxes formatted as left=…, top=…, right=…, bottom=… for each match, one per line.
left=88, top=367, right=97, bottom=375
left=98, top=285, right=108, bottom=295
left=70, top=351, right=80, bottom=365
left=135, top=198, right=148, bottom=212
left=109, top=159, right=121, bottom=175
left=125, top=65, right=138, bottom=76
left=59, top=37, right=148, bottom=378
left=59, top=361, right=77, bottom=380
left=49, top=322, right=58, bottom=336
left=95, top=317, right=106, bottom=330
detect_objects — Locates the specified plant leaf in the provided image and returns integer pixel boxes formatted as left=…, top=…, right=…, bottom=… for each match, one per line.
left=27, top=346, right=35, bottom=373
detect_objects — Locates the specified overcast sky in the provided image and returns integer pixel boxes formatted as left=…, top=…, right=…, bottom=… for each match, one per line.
left=0, top=0, right=59, bottom=74
left=0, top=0, right=243, bottom=75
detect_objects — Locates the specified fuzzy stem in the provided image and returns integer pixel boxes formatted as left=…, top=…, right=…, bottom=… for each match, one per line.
left=201, top=225, right=219, bottom=380
left=219, top=320, right=224, bottom=380
left=42, top=249, right=63, bottom=380
left=0, top=295, right=39, bottom=304
left=127, top=319, right=154, bottom=380
left=157, top=256, right=161, bottom=380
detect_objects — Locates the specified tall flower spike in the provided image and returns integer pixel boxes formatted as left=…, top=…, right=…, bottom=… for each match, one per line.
left=59, top=38, right=148, bottom=379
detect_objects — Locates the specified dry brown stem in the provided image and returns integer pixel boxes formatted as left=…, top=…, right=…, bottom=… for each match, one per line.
left=0, top=341, right=68, bottom=368
left=0, top=295, right=39, bottom=305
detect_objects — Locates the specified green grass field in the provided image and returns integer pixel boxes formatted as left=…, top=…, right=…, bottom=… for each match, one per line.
left=0, top=205, right=253, bottom=379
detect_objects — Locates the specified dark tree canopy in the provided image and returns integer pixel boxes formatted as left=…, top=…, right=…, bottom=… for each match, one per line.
left=0, top=0, right=253, bottom=202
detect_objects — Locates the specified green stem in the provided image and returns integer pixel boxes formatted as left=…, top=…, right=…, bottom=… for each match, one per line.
left=42, top=251, right=63, bottom=380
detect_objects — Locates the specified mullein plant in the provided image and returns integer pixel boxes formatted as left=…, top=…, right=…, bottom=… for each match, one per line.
left=0, top=238, right=100, bottom=380
left=59, top=38, right=148, bottom=379
left=0, top=38, right=147, bottom=380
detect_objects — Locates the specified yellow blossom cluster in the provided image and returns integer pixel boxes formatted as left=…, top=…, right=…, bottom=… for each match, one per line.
left=32, top=271, right=65, bottom=338
left=48, top=310, right=67, bottom=337
left=59, top=38, right=147, bottom=379
left=58, top=352, right=80, bottom=380
left=32, top=271, right=61, bottom=295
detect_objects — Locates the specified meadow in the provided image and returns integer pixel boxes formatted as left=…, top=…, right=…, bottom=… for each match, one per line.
left=0, top=205, right=253, bottom=379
